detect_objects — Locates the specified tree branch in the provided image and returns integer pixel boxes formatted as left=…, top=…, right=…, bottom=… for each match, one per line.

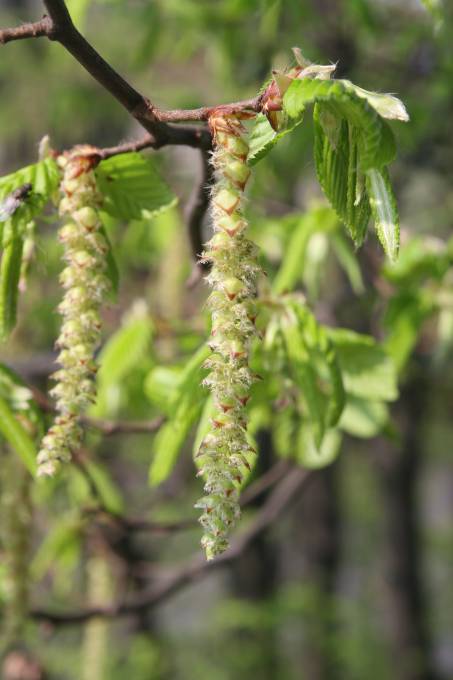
left=185, top=148, right=214, bottom=282
left=104, top=460, right=291, bottom=535
left=83, top=414, right=165, bottom=436
left=1, top=1, right=265, bottom=150
left=0, top=17, right=52, bottom=44
left=31, top=467, right=311, bottom=625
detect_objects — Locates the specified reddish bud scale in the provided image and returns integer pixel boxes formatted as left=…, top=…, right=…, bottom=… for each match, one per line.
left=196, top=112, right=263, bottom=561
left=37, top=148, right=109, bottom=477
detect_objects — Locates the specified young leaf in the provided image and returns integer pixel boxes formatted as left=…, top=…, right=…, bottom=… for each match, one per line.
left=98, top=223, right=120, bottom=296
left=0, top=223, right=24, bottom=340
left=96, top=152, right=177, bottom=221
left=313, top=107, right=371, bottom=244
left=281, top=319, right=327, bottom=448
left=31, top=515, right=84, bottom=580
left=149, top=344, right=210, bottom=485
left=329, top=328, right=398, bottom=401
left=93, top=303, right=154, bottom=417
left=284, top=78, right=397, bottom=170
left=0, top=396, right=37, bottom=475
left=272, top=206, right=337, bottom=295
left=366, top=167, right=400, bottom=262
left=341, top=81, right=409, bottom=122
left=297, top=424, right=342, bottom=470
left=0, top=158, right=60, bottom=222
left=338, top=396, right=389, bottom=438
left=330, top=231, right=365, bottom=294
left=247, top=112, right=302, bottom=166
left=83, top=459, right=124, bottom=515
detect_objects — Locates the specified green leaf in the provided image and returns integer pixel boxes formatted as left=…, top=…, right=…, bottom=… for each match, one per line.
left=150, top=398, right=204, bottom=486
left=84, top=459, right=124, bottom=515
left=0, top=363, right=44, bottom=432
left=99, top=222, right=120, bottom=296
left=281, top=319, right=327, bottom=448
left=366, top=168, right=400, bottom=262
left=31, top=515, right=83, bottom=580
left=329, top=328, right=398, bottom=401
left=0, top=223, right=23, bottom=340
left=383, top=291, right=434, bottom=372
left=96, top=152, right=177, bottom=221
left=382, top=237, right=449, bottom=286
left=97, top=307, right=154, bottom=388
left=284, top=78, right=397, bottom=170
left=149, top=344, right=210, bottom=485
left=0, top=158, right=60, bottom=223
left=341, top=82, right=409, bottom=122
left=272, top=207, right=337, bottom=294
left=145, top=366, right=182, bottom=414
left=297, top=424, right=342, bottom=470
left=0, top=395, right=37, bottom=475
left=93, top=302, right=154, bottom=417
left=339, top=396, right=389, bottom=438
left=330, top=231, right=365, bottom=294
left=192, top=395, right=215, bottom=459
left=247, top=112, right=302, bottom=166
left=313, top=108, right=371, bottom=245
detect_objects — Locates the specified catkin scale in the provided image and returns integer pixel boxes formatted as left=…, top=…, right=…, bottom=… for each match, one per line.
left=37, top=147, right=109, bottom=477
left=195, top=112, right=260, bottom=560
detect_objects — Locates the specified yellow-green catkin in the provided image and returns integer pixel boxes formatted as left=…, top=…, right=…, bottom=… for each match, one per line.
left=0, top=453, right=31, bottom=650
left=37, top=147, right=109, bottom=476
left=195, top=112, right=260, bottom=560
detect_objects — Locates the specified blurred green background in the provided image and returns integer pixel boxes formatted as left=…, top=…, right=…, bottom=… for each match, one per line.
left=1, top=1, right=453, bottom=679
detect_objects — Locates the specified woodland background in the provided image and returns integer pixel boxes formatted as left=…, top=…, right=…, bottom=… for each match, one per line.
left=0, top=0, right=453, bottom=679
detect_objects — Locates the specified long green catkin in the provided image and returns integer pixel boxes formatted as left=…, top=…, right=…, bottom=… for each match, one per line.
left=195, top=112, right=260, bottom=560
left=37, top=147, right=109, bottom=477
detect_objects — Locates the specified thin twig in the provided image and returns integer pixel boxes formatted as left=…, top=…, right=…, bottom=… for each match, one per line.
left=83, top=414, right=165, bottom=435
left=31, top=467, right=311, bottom=625
left=0, top=17, right=52, bottom=44
left=109, top=460, right=291, bottom=535
left=184, top=148, right=214, bottom=280
left=0, top=1, right=268, bottom=151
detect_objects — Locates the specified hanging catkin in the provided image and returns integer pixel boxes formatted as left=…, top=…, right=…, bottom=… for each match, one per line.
left=37, top=147, right=109, bottom=476
left=195, top=111, right=260, bottom=560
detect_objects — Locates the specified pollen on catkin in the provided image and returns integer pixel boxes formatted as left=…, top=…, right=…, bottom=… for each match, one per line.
left=195, top=111, right=261, bottom=560
left=37, top=147, right=109, bottom=477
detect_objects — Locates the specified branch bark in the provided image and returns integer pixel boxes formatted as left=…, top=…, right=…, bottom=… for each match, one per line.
left=1, top=1, right=263, bottom=150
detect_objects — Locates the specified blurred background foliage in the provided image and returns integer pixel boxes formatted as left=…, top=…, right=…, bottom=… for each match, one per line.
left=1, top=0, right=453, bottom=678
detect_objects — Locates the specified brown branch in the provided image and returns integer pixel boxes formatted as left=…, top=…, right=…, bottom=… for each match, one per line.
left=97, top=135, right=155, bottom=159
left=184, top=148, right=214, bottom=283
left=111, top=460, right=291, bottom=535
left=0, top=17, right=52, bottom=44
left=83, top=414, right=165, bottom=436
left=31, top=467, right=311, bottom=625
left=1, top=1, right=265, bottom=151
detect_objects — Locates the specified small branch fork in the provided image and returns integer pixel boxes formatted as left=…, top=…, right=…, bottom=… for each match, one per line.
left=0, top=0, right=263, bottom=152
left=0, top=1, right=268, bottom=270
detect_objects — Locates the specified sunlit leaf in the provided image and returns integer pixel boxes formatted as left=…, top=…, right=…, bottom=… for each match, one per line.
left=96, top=152, right=177, bottom=221
left=366, top=168, right=400, bottom=262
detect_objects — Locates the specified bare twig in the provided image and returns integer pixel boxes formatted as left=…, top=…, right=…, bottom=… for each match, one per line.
left=0, top=17, right=52, bottom=44
left=110, top=460, right=291, bottom=535
left=1, top=1, right=266, bottom=151
left=97, top=135, right=155, bottom=160
left=31, top=467, right=311, bottom=625
left=82, top=414, right=165, bottom=436
left=184, top=148, right=215, bottom=280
